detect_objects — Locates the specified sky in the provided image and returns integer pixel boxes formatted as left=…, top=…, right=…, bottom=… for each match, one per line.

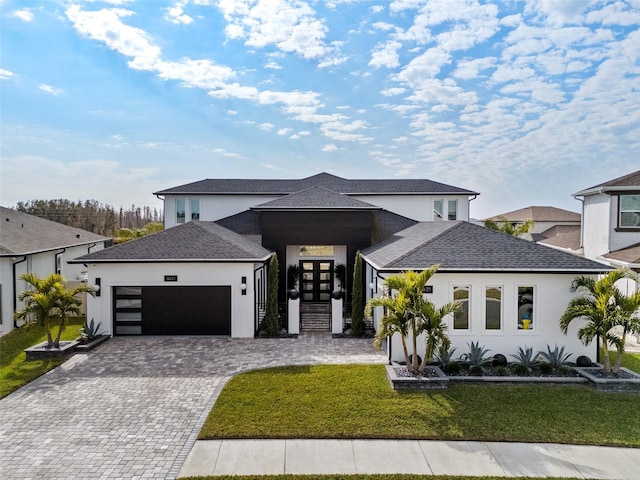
left=1, top=0, right=639, bottom=220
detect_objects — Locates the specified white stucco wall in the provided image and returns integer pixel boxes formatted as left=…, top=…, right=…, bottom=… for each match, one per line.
left=352, top=194, right=471, bottom=222
left=0, top=242, right=107, bottom=333
left=582, top=193, right=611, bottom=260
left=366, top=270, right=598, bottom=363
left=163, top=195, right=281, bottom=227
left=84, top=262, right=258, bottom=338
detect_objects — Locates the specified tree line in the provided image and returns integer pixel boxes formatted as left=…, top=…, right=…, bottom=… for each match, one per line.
left=15, top=199, right=163, bottom=237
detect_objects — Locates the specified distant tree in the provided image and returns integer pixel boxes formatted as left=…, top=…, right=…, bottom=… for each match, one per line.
left=116, top=221, right=164, bottom=243
left=484, top=215, right=535, bottom=237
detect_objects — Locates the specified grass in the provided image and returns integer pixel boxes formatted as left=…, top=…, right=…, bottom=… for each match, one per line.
left=608, top=350, right=640, bottom=372
left=0, top=317, right=85, bottom=399
left=200, top=362, right=640, bottom=447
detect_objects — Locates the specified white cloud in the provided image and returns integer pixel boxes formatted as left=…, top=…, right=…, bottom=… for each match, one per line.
left=12, top=9, right=34, bottom=22
left=369, top=40, right=402, bottom=68
left=259, top=122, right=274, bottom=130
left=453, top=57, right=496, bottom=79
left=0, top=68, right=14, bottom=79
left=380, top=87, right=406, bottom=96
left=164, top=0, right=194, bottom=25
left=39, top=84, right=63, bottom=95
left=277, top=128, right=292, bottom=135
left=264, top=61, right=282, bottom=69
left=322, top=144, right=339, bottom=152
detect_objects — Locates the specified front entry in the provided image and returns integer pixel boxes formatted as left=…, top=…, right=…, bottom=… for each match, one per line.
left=300, top=260, right=334, bottom=302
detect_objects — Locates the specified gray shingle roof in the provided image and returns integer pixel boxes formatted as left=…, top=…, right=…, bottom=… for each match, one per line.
left=154, top=172, right=478, bottom=196
left=0, top=206, right=110, bottom=256
left=574, top=170, right=640, bottom=196
left=70, top=221, right=272, bottom=263
left=253, top=187, right=380, bottom=210
left=361, top=221, right=609, bottom=272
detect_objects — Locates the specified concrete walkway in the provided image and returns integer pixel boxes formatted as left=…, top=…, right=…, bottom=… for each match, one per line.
left=179, top=439, right=640, bottom=479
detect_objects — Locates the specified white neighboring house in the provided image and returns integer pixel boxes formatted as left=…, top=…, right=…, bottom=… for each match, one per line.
left=574, top=169, right=640, bottom=272
left=73, top=173, right=608, bottom=362
left=0, top=206, right=111, bottom=334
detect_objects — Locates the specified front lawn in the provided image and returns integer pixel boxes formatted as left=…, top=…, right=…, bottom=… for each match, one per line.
left=0, top=318, right=85, bottom=399
left=200, top=362, right=640, bottom=447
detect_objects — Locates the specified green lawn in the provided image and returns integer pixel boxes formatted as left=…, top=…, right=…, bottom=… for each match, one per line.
left=200, top=361, right=640, bottom=447
left=0, top=317, right=85, bottom=399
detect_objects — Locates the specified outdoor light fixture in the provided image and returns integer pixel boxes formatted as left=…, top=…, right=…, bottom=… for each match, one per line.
left=93, top=278, right=101, bottom=297
left=241, top=276, right=247, bottom=295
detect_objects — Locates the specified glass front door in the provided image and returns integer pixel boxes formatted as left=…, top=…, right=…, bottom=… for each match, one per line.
left=300, top=260, right=334, bottom=302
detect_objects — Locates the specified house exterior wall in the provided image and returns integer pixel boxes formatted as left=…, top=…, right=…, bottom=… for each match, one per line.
left=582, top=193, right=611, bottom=260
left=608, top=194, right=640, bottom=253
left=163, top=194, right=281, bottom=227
left=0, top=242, right=107, bottom=333
left=351, top=194, right=470, bottom=222
left=84, top=262, right=257, bottom=338
left=366, top=270, right=597, bottom=363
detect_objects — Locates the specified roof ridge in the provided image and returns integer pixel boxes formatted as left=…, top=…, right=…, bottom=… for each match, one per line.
left=194, top=221, right=265, bottom=257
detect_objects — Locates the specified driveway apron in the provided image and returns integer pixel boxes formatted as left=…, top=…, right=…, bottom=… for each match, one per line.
left=0, top=335, right=387, bottom=480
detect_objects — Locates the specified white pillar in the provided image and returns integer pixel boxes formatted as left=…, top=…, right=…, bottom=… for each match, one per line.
left=288, top=297, right=300, bottom=335
left=331, top=297, right=343, bottom=334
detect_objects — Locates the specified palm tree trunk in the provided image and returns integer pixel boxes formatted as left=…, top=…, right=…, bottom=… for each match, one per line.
left=601, top=338, right=612, bottom=372
left=612, top=332, right=627, bottom=373
left=400, top=335, right=412, bottom=372
left=45, top=320, right=54, bottom=348
left=53, top=319, right=64, bottom=349
left=411, top=318, right=418, bottom=372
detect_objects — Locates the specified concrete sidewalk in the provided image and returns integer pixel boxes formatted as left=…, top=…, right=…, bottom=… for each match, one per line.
left=178, top=439, right=639, bottom=478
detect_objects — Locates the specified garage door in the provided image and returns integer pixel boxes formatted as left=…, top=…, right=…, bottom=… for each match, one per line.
left=114, top=286, right=231, bottom=335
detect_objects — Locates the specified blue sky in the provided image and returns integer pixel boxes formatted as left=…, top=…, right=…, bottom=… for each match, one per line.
left=1, top=0, right=638, bottom=219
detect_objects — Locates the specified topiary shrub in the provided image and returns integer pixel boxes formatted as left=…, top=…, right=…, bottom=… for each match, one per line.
left=265, top=253, right=280, bottom=336
left=351, top=251, right=364, bottom=336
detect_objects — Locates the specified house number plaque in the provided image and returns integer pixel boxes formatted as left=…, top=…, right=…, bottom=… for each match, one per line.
left=164, top=275, right=178, bottom=282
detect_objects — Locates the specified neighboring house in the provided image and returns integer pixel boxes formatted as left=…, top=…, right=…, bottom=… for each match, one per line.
left=0, top=206, right=111, bottom=334
left=72, top=173, right=608, bottom=362
left=574, top=169, right=640, bottom=271
left=485, top=206, right=582, bottom=255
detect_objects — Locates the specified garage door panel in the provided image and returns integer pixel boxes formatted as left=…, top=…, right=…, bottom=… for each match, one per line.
left=142, top=286, right=231, bottom=335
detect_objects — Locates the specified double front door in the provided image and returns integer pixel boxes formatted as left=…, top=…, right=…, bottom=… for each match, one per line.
left=300, top=260, right=334, bottom=302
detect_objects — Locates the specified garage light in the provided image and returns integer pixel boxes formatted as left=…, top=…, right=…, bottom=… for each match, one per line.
left=93, top=278, right=101, bottom=297
left=241, top=276, right=247, bottom=295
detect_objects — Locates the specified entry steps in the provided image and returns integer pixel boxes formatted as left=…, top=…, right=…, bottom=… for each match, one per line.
left=299, top=302, right=331, bottom=333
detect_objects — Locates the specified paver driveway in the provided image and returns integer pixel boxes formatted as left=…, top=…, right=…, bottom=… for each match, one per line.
left=0, top=335, right=386, bottom=480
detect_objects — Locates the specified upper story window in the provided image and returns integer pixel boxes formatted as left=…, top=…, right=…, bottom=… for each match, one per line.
left=620, top=195, right=640, bottom=228
left=434, top=199, right=457, bottom=221
left=190, top=199, right=200, bottom=220
left=176, top=199, right=186, bottom=224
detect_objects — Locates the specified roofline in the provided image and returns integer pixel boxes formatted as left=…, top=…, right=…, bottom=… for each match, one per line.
left=360, top=254, right=611, bottom=274
left=68, top=255, right=273, bottom=264
left=155, top=190, right=480, bottom=196
left=573, top=185, right=640, bottom=197
left=0, top=240, right=111, bottom=258
left=596, top=255, right=640, bottom=269
left=250, top=206, right=383, bottom=211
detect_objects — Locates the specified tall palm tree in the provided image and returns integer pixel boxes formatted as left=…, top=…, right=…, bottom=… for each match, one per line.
left=484, top=216, right=535, bottom=237
left=15, top=273, right=95, bottom=348
left=367, top=265, right=450, bottom=373
left=416, top=300, right=460, bottom=373
left=560, top=269, right=640, bottom=373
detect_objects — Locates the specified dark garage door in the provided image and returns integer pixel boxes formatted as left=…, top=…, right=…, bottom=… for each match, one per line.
left=142, top=286, right=231, bottom=335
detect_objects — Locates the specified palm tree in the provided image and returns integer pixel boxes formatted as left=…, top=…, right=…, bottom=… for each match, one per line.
left=560, top=269, right=640, bottom=373
left=416, top=300, right=460, bottom=373
left=367, top=265, right=452, bottom=373
left=484, top=215, right=535, bottom=237
left=15, top=273, right=95, bottom=348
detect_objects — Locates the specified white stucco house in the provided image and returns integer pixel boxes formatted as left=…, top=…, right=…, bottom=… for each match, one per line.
left=72, top=173, right=609, bottom=362
left=574, top=169, right=640, bottom=271
left=0, top=206, right=111, bottom=334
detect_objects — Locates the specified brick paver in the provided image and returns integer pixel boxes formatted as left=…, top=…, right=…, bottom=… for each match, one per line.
left=0, top=335, right=386, bottom=480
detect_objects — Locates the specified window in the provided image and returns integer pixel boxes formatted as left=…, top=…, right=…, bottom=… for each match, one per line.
left=448, top=200, right=458, bottom=220
left=485, top=286, right=502, bottom=330
left=453, top=285, right=470, bottom=329
left=517, top=286, right=534, bottom=330
left=190, top=199, right=200, bottom=220
left=114, top=286, right=142, bottom=335
left=299, top=246, right=334, bottom=257
left=434, top=200, right=444, bottom=221
left=176, top=199, right=185, bottom=224
left=620, top=195, right=640, bottom=228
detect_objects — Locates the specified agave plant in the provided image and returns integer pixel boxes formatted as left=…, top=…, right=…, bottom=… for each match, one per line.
left=510, top=346, right=539, bottom=375
left=79, top=318, right=102, bottom=343
left=435, top=344, right=457, bottom=369
left=461, top=341, right=491, bottom=375
left=537, top=344, right=572, bottom=369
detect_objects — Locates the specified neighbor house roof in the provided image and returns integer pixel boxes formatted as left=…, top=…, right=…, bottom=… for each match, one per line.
left=154, top=172, right=478, bottom=196
left=485, top=206, right=580, bottom=223
left=252, top=187, right=381, bottom=210
left=574, top=170, right=640, bottom=197
left=537, top=225, right=582, bottom=251
left=70, top=221, right=272, bottom=263
left=361, top=221, right=609, bottom=272
left=600, top=243, right=640, bottom=268
left=0, top=206, right=110, bottom=256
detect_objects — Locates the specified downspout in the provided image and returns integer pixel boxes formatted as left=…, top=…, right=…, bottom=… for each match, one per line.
left=574, top=195, right=585, bottom=250
left=54, top=248, right=66, bottom=274
left=155, top=194, right=165, bottom=228
left=468, top=194, right=477, bottom=220
left=12, top=256, right=27, bottom=328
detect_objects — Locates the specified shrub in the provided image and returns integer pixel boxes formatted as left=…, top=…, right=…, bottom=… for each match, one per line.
left=351, top=252, right=364, bottom=336
left=78, top=318, right=102, bottom=343
left=462, top=341, right=491, bottom=369
left=539, top=363, right=554, bottom=375
left=265, top=253, right=280, bottom=336
left=495, top=366, right=509, bottom=376
left=435, top=344, right=457, bottom=370
left=538, top=344, right=572, bottom=369
left=443, top=362, right=461, bottom=375
left=510, top=346, right=539, bottom=374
